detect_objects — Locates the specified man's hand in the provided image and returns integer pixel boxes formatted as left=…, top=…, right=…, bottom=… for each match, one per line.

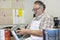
left=16, top=29, right=43, bottom=37
left=16, top=29, right=27, bottom=35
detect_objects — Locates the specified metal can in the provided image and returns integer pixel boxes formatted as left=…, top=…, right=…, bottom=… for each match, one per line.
left=5, top=30, right=10, bottom=40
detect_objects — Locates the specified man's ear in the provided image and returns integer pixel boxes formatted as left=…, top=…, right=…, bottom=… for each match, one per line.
left=41, top=8, right=44, bottom=13
left=40, top=6, right=44, bottom=12
left=41, top=7, right=44, bottom=11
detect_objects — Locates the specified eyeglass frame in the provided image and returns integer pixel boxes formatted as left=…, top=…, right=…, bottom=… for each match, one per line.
left=32, top=7, right=40, bottom=11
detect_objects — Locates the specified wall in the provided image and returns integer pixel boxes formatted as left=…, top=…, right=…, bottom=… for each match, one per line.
left=0, top=0, right=36, bottom=28
left=39, top=0, right=60, bottom=17
left=0, top=0, right=36, bottom=25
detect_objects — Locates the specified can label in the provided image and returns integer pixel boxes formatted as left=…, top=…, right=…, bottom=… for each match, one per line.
left=5, top=30, right=10, bottom=40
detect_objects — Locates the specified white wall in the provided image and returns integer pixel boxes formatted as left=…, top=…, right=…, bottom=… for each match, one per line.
left=23, top=0, right=36, bottom=24
left=40, top=0, right=60, bottom=17
left=13, top=0, right=36, bottom=24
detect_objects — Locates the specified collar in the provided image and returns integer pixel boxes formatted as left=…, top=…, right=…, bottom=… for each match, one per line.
left=34, top=13, right=45, bottom=20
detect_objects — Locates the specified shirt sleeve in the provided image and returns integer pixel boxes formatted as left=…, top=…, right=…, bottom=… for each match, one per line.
left=39, top=17, right=54, bottom=30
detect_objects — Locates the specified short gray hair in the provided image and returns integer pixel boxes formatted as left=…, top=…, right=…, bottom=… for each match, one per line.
left=34, top=1, right=46, bottom=11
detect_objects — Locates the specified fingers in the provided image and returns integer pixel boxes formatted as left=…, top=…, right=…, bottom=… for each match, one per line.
left=16, top=30, right=20, bottom=33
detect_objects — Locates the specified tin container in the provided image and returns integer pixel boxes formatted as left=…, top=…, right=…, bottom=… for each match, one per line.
left=5, top=30, right=10, bottom=40
left=43, top=29, right=60, bottom=40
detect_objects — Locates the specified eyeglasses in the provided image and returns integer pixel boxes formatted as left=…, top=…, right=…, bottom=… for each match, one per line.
left=32, top=7, right=40, bottom=11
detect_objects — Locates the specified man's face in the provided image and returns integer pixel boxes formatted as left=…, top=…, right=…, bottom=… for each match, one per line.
left=33, top=4, right=43, bottom=16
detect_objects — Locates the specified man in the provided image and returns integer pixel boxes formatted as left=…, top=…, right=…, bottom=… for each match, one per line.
left=17, top=1, right=54, bottom=40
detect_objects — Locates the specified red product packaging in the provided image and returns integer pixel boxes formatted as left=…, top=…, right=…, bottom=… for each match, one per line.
left=4, top=30, right=10, bottom=40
